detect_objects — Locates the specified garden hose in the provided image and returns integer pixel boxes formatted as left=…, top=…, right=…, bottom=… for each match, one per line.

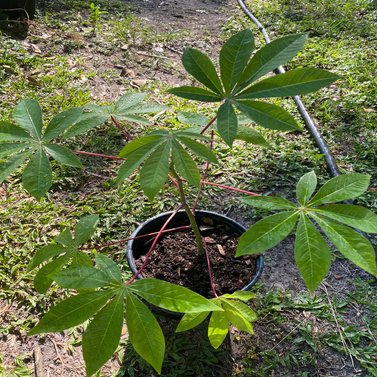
left=236, top=0, right=340, bottom=178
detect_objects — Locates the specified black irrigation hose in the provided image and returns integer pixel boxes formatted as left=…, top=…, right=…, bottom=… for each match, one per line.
left=236, top=0, right=340, bottom=178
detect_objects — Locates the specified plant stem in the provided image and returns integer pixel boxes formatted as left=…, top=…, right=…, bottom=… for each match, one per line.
left=171, top=166, right=204, bottom=255
left=74, top=150, right=124, bottom=160
left=127, top=205, right=182, bottom=285
left=203, top=238, right=218, bottom=298
left=200, top=115, right=217, bottom=135
left=201, top=180, right=260, bottom=196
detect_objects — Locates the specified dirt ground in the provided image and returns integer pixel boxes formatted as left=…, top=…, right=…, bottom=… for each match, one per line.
left=1, top=0, right=376, bottom=376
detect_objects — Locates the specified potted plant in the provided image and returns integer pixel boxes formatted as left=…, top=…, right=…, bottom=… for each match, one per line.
left=1, top=29, right=376, bottom=376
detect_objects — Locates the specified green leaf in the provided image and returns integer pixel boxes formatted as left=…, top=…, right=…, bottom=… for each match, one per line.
left=114, top=92, right=147, bottom=111
left=130, top=278, right=221, bottom=313
left=125, top=291, right=165, bottom=374
left=308, top=173, right=370, bottom=206
left=0, top=151, right=31, bottom=183
left=237, top=68, right=340, bottom=99
left=117, top=139, right=165, bottom=184
left=313, top=216, right=377, bottom=277
left=242, top=196, right=297, bottom=210
left=222, top=301, right=254, bottom=334
left=43, top=107, right=84, bottom=141
left=178, top=112, right=208, bottom=127
left=220, top=29, right=254, bottom=94
left=221, top=299, right=257, bottom=323
left=71, top=251, right=93, bottom=267
left=172, top=140, right=201, bottom=187
left=53, top=266, right=112, bottom=289
left=296, top=171, right=317, bottom=205
left=314, top=204, right=377, bottom=233
left=140, top=141, right=171, bottom=200
left=0, top=122, right=34, bottom=141
left=13, top=99, right=43, bottom=140
left=208, top=311, right=229, bottom=349
left=168, top=86, right=223, bottom=102
left=217, top=100, right=238, bottom=147
left=83, top=292, right=124, bottom=377
left=27, top=244, right=69, bottom=272
left=182, top=48, right=223, bottom=95
left=54, top=228, right=76, bottom=248
left=237, top=33, right=308, bottom=89
left=235, top=125, right=270, bottom=148
left=177, top=137, right=218, bottom=163
left=294, top=214, right=331, bottom=292
left=220, top=291, right=255, bottom=302
left=118, top=103, right=166, bottom=116
left=175, top=311, right=210, bottom=333
left=0, top=142, right=33, bottom=158
left=236, top=211, right=299, bottom=256
left=44, top=144, right=82, bottom=168
left=235, top=100, right=301, bottom=131
left=22, top=148, right=52, bottom=200
left=95, top=254, right=123, bottom=284
left=34, top=254, right=72, bottom=294
left=74, top=214, right=99, bottom=245
left=119, top=135, right=162, bottom=157
left=29, top=290, right=114, bottom=335
left=64, top=112, right=108, bottom=139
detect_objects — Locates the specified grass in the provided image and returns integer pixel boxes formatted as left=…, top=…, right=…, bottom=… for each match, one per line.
left=0, top=0, right=376, bottom=375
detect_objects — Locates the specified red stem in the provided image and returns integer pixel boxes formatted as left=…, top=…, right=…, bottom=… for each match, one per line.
left=74, top=150, right=124, bottom=160
left=110, top=115, right=133, bottom=140
left=203, top=238, right=218, bottom=298
left=200, top=115, right=217, bottom=135
left=127, top=205, right=182, bottom=285
left=201, top=180, right=260, bottom=196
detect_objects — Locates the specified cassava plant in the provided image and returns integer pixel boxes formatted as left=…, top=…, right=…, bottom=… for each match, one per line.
left=1, top=28, right=376, bottom=376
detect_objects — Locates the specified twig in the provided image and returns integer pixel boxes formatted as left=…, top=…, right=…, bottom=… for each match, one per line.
left=33, top=347, right=43, bottom=377
left=203, top=238, right=218, bottom=297
left=110, top=116, right=133, bottom=140
left=200, top=115, right=217, bottom=135
left=47, top=336, right=64, bottom=376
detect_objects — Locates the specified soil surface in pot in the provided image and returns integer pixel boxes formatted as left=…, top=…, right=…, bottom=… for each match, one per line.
left=136, top=228, right=258, bottom=297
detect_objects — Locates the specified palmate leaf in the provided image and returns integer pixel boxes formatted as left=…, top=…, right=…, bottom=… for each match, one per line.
left=235, top=125, right=270, bottom=148
left=52, top=266, right=113, bottom=289
left=172, top=140, right=201, bottom=187
left=219, top=29, right=254, bottom=94
left=236, top=211, right=299, bottom=256
left=95, top=254, right=123, bottom=284
left=221, top=300, right=254, bottom=334
left=182, top=48, right=223, bottom=95
left=130, top=278, right=221, bottom=313
left=176, top=311, right=210, bottom=333
left=74, top=214, right=100, bottom=245
left=296, top=171, right=317, bottom=205
left=13, top=99, right=43, bottom=140
left=236, top=33, right=308, bottom=90
left=313, top=215, right=377, bottom=277
left=0, top=122, right=34, bottom=141
left=217, top=100, right=238, bottom=147
left=22, top=148, right=52, bottom=200
left=208, top=311, right=229, bottom=349
left=308, top=173, right=370, bottom=205
left=0, top=142, right=33, bottom=158
left=236, top=68, right=340, bottom=100
left=168, top=86, right=223, bottom=102
left=177, top=136, right=217, bottom=163
left=242, top=196, right=297, bottom=210
left=27, top=244, right=71, bottom=272
left=44, top=144, right=82, bottom=168
left=0, top=151, right=32, bottom=183
left=83, top=291, right=124, bottom=377
left=314, top=204, right=377, bottom=233
left=125, top=291, right=165, bottom=374
left=294, top=214, right=331, bottom=292
left=235, top=100, right=301, bottom=131
left=28, top=290, right=114, bottom=335
left=140, top=141, right=171, bottom=200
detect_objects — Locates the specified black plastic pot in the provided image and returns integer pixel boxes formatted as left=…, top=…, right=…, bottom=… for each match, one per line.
left=1, top=0, right=36, bottom=19
left=127, top=210, right=264, bottom=292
